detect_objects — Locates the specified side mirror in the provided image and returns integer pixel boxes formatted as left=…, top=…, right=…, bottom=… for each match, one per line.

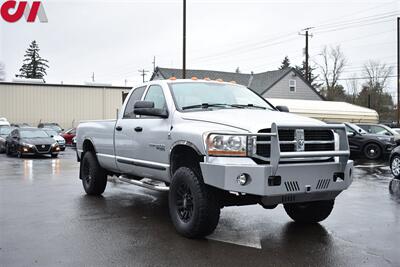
left=276, top=105, right=289, bottom=112
left=384, top=132, right=391, bottom=136
left=133, top=101, right=168, bottom=118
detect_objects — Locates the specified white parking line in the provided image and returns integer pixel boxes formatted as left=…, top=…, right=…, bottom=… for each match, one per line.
left=207, top=230, right=262, bottom=249
left=355, top=164, right=387, bottom=168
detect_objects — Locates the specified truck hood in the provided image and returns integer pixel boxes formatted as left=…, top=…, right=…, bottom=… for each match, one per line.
left=180, top=109, right=325, bottom=132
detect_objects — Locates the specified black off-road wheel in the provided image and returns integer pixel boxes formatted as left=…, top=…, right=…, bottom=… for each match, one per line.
left=363, top=143, right=382, bottom=160
left=284, top=200, right=334, bottom=223
left=169, top=166, right=220, bottom=238
left=80, top=151, right=107, bottom=195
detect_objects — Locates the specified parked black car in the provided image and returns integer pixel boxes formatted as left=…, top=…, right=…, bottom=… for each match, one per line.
left=357, top=123, right=400, bottom=145
left=344, top=123, right=397, bottom=160
left=38, top=123, right=63, bottom=133
left=0, top=126, right=13, bottom=153
left=5, top=127, right=61, bottom=158
left=390, top=146, right=400, bottom=179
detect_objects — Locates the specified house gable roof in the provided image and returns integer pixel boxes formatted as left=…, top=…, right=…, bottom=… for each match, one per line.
left=151, top=67, right=324, bottom=100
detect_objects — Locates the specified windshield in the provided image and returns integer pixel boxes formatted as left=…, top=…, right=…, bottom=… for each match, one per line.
left=380, top=125, right=398, bottom=135
left=0, top=127, right=11, bottom=136
left=43, top=129, right=59, bottom=137
left=43, top=124, right=62, bottom=132
left=169, top=82, right=275, bottom=111
left=20, top=129, right=49, bottom=138
left=346, top=123, right=368, bottom=134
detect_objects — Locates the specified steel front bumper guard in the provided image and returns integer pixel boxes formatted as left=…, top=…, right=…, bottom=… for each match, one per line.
left=200, top=123, right=353, bottom=202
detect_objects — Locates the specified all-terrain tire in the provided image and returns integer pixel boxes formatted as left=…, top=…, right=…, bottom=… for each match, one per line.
left=284, top=200, right=334, bottom=223
left=80, top=151, right=107, bottom=195
left=169, top=166, right=220, bottom=238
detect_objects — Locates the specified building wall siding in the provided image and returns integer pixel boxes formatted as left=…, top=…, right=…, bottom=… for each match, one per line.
left=0, top=83, right=129, bottom=129
left=262, top=71, right=322, bottom=100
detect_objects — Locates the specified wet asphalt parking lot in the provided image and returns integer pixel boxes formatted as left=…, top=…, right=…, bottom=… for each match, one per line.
left=1, top=148, right=399, bottom=267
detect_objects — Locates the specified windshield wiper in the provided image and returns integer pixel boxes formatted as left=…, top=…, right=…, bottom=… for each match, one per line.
left=182, top=103, right=267, bottom=110
left=182, top=103, right=231, bottom=110
left=230, top=104, right=266, bottom=110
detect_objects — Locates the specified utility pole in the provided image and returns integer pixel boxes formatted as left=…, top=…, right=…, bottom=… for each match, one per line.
left=138, top=69, right=149, bottom=83
left=182, top=0, right=186, bottom=79
left=299, top=27, right=313, bottom=82
left=397, top=17, right=399, bottom=126
left=91, top=72, right=95, bottom=82
left=152, top=56, right=156, bottom=72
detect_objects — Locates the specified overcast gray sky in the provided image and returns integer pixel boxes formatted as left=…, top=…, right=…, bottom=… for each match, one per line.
left=0, top=0, right=399, bottom=96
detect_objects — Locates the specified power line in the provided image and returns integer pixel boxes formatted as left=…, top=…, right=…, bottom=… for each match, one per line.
left=314, top=11, right=399, bottom=31
left=315, top=75, right=397, bottom=81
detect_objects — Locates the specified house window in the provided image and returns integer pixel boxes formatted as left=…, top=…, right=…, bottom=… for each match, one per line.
left=289, top=80, right=296, bottom=92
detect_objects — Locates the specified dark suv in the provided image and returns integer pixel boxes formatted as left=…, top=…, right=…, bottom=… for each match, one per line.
left=357, top=123, right=400, bottom=146
left=345, top=122, right=396, bottom=160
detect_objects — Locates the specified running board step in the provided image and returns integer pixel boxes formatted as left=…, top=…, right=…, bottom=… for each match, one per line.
left=116, top=176, right=169, bottom=192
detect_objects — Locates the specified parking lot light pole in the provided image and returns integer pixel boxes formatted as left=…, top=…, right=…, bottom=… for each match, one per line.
left=397, top=17, right=399, bottom=126
left=183, top=0, right=186, bottom=79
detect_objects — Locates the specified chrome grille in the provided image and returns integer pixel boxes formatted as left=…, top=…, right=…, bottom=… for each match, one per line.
left=255, top=129, right=335, bottom=159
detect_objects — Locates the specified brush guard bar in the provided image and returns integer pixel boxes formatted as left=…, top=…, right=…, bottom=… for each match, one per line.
left=205, top=123, right=350, bottom=176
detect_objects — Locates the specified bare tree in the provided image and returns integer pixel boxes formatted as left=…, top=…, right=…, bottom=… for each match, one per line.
left=316, top=45, right=346, bottom=91
left=346, top=75, right=359, bottom=103
left=0, top=61, right=5, bottom=81
left=362, top=60, right=393, bottom=90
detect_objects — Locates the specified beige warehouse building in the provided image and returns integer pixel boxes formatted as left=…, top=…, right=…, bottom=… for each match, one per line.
left=0, top=82, right=130, bottom=129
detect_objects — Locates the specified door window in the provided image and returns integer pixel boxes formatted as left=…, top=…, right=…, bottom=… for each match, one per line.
left=123, top=86, right=146, bottom=119
left=371, top=125, right=391, bottom=135
left=143, top=85, right=167, bottom=110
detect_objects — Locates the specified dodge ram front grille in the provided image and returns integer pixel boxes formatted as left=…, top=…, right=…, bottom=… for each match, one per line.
left=255, top=129, right=334, bottom=159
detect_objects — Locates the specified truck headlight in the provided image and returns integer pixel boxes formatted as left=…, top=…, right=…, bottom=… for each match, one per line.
left=207, top=134, right=247, bottom=156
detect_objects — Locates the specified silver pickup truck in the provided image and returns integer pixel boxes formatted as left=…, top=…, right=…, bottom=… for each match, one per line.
left=76, top=79, right=353, bottom=238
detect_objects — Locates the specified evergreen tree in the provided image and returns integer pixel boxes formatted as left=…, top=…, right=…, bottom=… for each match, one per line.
left=356, top=83, right=394, bottom=122
left=279, top=56, right=291, bottom=70
left=295, top=61, right=323, bottom=89
left=16, top=40, right=49, bottom=81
